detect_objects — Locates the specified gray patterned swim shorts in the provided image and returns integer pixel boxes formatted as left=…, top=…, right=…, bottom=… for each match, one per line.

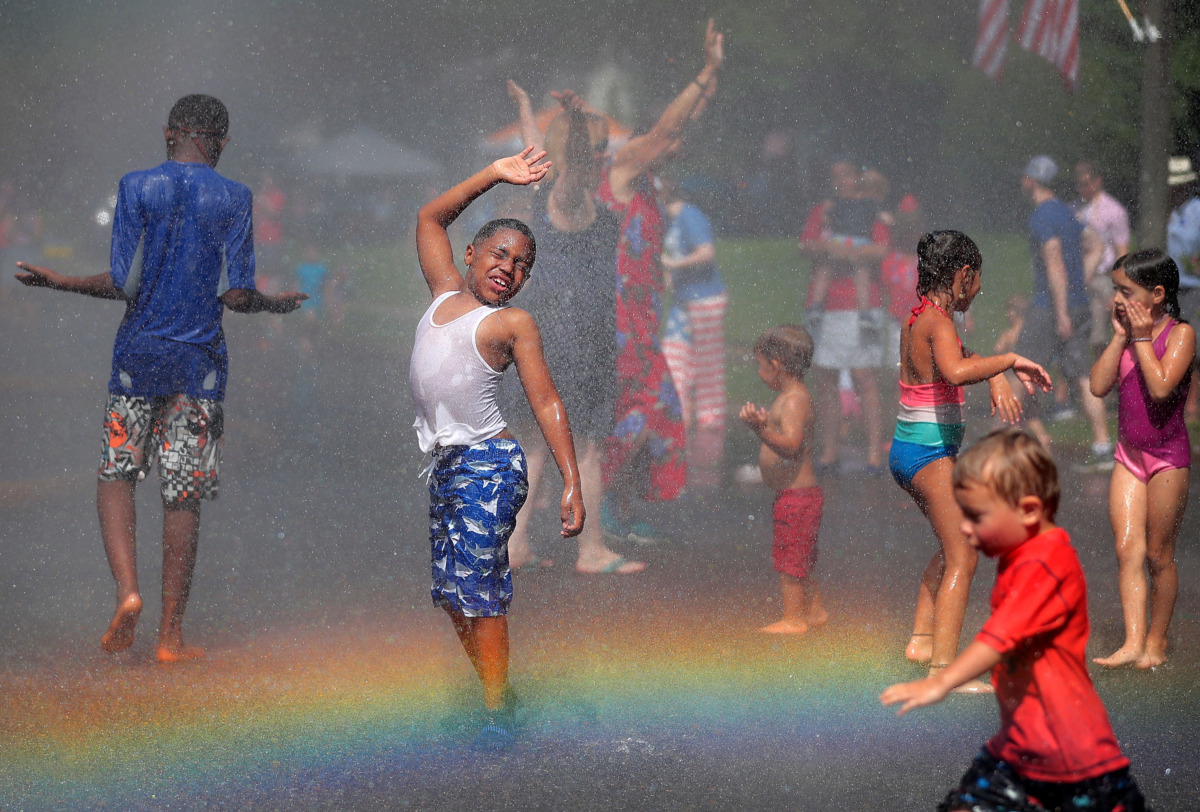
left=98, top=394, right=223, bottom=503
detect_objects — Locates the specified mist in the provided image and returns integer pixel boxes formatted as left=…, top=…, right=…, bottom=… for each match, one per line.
left=2, top=1, right=1199, bottom=810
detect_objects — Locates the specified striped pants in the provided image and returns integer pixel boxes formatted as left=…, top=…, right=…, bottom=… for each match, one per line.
left=662, top=292, right=728, bottom=487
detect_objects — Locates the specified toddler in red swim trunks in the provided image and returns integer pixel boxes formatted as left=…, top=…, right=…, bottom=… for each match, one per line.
left=739, top=325, right=826, bottom=634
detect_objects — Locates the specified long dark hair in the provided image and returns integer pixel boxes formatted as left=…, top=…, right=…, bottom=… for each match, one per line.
left=915, top=230, right=982, bottom=297
left=1114, top=248, right=1184, bottom=321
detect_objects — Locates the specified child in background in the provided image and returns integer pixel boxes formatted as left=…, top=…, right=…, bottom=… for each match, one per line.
left=882, top=429, right=1147, bottom=812
left=1089, top=249, right=1194, bottom=669
left=411, top=148, right=584, bottom=745
left=805, top=168, right=888, bottom=343
left=740, top=325, right=826, bottom=634
left=889, top=230, right=1051, bottom=692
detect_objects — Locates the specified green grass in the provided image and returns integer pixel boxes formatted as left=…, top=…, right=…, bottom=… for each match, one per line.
left=315, top=231, right=1113, bottom=450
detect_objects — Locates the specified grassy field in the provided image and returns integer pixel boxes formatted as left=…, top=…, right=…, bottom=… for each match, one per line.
left=314, top=231, right=1107, bottom=454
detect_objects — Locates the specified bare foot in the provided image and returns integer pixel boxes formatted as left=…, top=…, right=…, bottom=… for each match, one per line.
left=905, top=633, right=933, bottom=664
left=156, top=643, right=206, bottom=663
left=511, top=553, right=555, bottom=571
left=805, top=606, right=829, bottom=628
left=1093, top=646, right=1144, bottom=668
left=575, top=551, right=646, bottom=575
left=1136, top=643, right=1167, bottom=670
left=100, top=593, right=143, bottom=653
left=951, top=679, right=994, bottom=694
left=759, top=619, right=809, bottom=634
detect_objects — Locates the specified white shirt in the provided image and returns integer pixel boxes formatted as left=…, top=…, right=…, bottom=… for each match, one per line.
left=409, top=292, right=508, bottom=452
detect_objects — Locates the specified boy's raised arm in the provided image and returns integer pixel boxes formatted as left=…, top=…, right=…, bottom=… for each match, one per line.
left=416, top=148, right=550, bottom=298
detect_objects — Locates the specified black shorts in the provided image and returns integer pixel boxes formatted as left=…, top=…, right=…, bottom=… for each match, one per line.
left=1013, top=305, right=1093, bottom=383
left=939, top=748, right=1146, bottom=812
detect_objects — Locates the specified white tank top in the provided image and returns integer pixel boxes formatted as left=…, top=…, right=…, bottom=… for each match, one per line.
left=409, top=291, right=508, bottom=452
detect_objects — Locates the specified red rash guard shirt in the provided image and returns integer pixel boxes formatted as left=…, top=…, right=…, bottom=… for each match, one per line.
left=977, top=527, right=1129, bottom=782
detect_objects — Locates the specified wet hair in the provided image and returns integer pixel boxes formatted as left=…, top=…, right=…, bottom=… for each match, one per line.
left=1113, top=248, right=1184, bottom=321
left=471, top=218, right=537, bottom=262
left=952, top=429, right=1060, bottom=520
left=915, top=230, right=983, bottom=297
left=167, top=95, right=229, bottom=157
left=754, top=324, right=813, bottom=379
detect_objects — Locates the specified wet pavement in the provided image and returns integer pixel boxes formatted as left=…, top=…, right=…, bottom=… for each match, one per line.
left=2, top=295, right=1198, bottom=810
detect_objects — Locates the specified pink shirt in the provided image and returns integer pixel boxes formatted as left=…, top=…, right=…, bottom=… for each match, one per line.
left=1075, top=190, right=1130, bottom=277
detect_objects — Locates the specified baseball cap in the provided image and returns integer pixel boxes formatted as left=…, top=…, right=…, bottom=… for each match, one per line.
left=1022, top=155, right=1058, bottom=185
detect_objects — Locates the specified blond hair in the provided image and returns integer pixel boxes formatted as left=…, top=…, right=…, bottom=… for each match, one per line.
left=754, top=324, right=813, bottom=380
left=952, top=429, right=1060, bottom=519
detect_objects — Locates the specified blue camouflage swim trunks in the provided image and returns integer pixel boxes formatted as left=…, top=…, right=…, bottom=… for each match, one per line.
left=428, top=438, right=528, bottom=617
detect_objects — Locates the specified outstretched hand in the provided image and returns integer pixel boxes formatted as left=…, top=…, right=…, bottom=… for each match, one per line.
left=1011, top=355, right=1052, bottom=395
left=880, top=676, right=950, bottom=717
left=269, top=291, right=309, bottom=314
left=14, top=261, right=59, bottom=289
left=492, top=146, right=551, bottom=187
left=704, top=18, right=724, bottom=71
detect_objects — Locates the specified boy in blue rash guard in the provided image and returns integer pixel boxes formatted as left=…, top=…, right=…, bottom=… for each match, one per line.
left=412, top=147, right=584, bottom=747
left=16, top=95, right=307, bottom=662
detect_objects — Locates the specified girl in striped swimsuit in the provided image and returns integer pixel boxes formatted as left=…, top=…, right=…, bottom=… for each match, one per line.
left=889, top=230, right=1052, bottom=691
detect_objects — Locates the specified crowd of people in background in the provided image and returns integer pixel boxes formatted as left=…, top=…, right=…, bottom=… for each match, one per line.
left=9, top=10, right=1200, bottom=802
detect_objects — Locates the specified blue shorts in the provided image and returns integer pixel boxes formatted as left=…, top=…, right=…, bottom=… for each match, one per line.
left=889, top=438, right=957, bottom=491
left=428, top=438, right=528, bottom=618
left=940, top=748, right=1144, bottom=812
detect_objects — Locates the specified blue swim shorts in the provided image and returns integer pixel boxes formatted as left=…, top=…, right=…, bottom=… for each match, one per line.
left=428, top=438, right=528, bottom=618
left=888, top=438, right=957, bottom=491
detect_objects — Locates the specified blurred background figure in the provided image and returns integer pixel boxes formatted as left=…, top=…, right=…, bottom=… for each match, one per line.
left=1073, top=160, right=1131, bottom=354
left=499, top=82, right=643, bottom=574
left=660, top=177, right=728, bottom=492
left=597, top=19, right=723, bottom=541
left=798, top=158, right=890, bottom=475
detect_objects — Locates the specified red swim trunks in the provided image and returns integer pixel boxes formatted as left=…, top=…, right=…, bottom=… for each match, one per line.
left=772, top=486, right=824, bottom=579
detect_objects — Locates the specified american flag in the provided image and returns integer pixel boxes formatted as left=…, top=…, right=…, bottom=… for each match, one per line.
left=1016, top=0, right=1080, bottom=91
left=972, top=0, right=1010, bottom=81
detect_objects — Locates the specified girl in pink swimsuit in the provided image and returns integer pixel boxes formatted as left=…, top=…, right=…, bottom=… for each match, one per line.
left=1089, top=248, right=1195, bottom=670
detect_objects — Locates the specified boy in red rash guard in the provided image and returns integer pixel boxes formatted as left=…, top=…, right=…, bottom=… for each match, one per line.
left=882, top=429, right=1146, bottom=812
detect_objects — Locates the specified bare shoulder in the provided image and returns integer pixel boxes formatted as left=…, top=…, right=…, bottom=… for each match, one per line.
left=480, top=305, right=540, bottom=346
left=771, top=381, right=811, bottom=421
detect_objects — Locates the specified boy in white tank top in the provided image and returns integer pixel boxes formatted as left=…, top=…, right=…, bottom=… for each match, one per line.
left=412, top=148, right=583, bottom=748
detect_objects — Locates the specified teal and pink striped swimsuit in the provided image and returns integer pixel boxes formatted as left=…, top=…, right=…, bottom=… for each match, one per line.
left=889, top=297, right=966, bottom=489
